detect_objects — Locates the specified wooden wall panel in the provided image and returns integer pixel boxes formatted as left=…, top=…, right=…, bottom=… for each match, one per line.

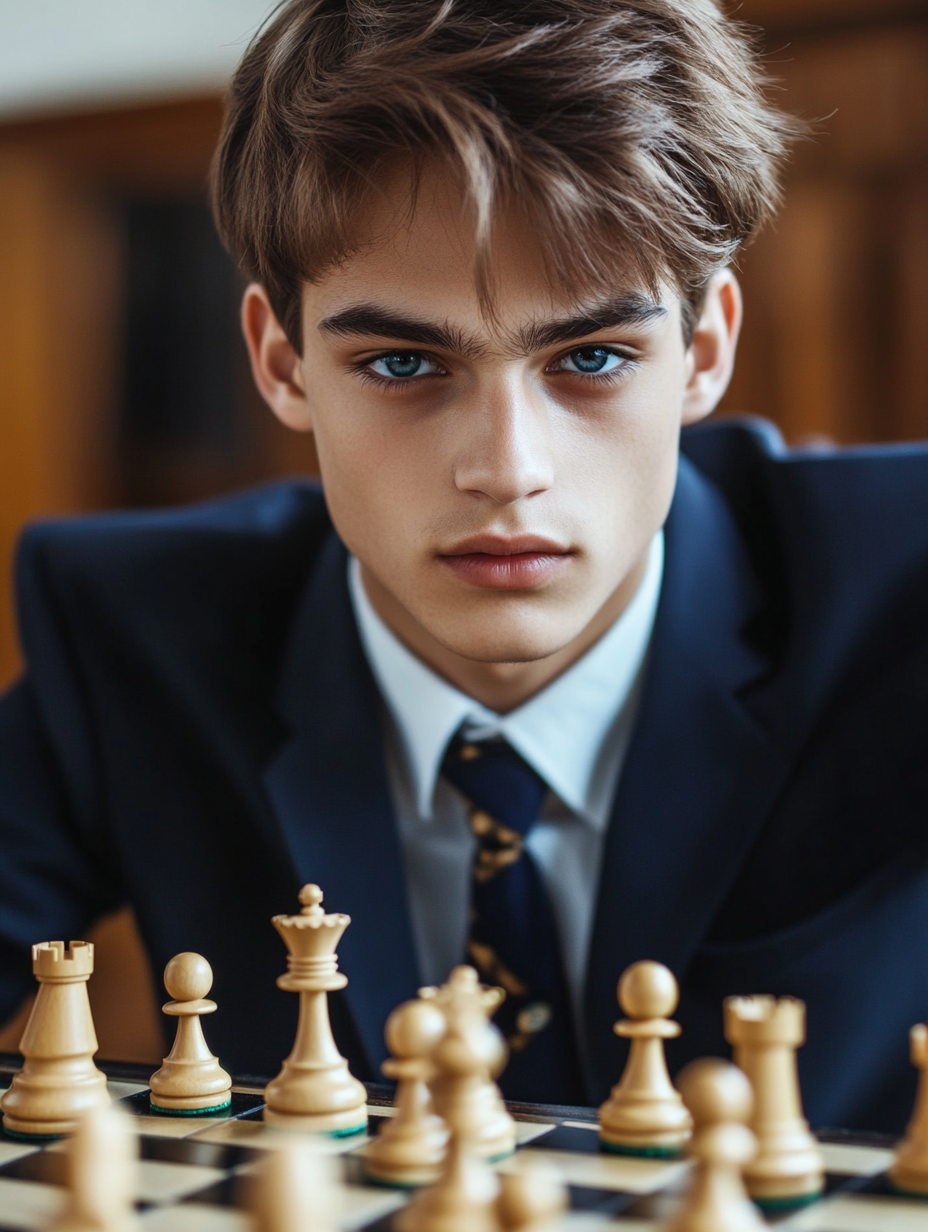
left=0, top=152, right=119, bottom=688
left=718, top=17, right=928, bottom=443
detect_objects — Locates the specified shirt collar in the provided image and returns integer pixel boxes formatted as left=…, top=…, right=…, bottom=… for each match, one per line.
left=348, top=533, right=663, bottom=829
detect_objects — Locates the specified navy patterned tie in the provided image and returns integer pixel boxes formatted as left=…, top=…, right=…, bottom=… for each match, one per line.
left=441, top=733, right=584, bottom=1104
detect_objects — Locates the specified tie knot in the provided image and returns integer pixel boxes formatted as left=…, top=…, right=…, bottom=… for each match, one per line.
left=440, top=734, right=547, bottom=836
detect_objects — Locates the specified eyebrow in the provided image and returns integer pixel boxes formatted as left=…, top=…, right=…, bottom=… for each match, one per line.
left=517, top=295, right=668, bottom=353
left=318, top=306, right=485, bottom=358
left=317, top=293, right=667, bottom=358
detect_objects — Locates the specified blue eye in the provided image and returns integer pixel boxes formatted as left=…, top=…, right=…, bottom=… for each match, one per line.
left=556, top=347, right=625, bottom=375
left=368, top=353, right=441, bottom=379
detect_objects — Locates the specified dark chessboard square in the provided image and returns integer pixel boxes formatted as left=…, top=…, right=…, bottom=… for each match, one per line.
left=139, top=1135, right=259, bottom=1169
left=367, top=1111, right=392, bottom=1135
left=853, top=1171, right=928, bottom=1201
left=180, top=1175, right=245, bottom=1208
left=118, top=1089, right=263, bottom=1120
left=0, top=1148, right=67, bottom=1185
left=823, top=1170, right=871, bottom=1197
left=566, top=1183, right=639, bottom=1214
left=361, top=1216, right=399, bottom=1232
left=522, top=1124, right=595, bottom=1153
left=341, top=1154, right=370, bottom=1186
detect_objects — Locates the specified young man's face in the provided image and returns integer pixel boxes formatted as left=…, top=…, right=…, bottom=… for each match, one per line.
left=244, top=165, right=741, bottom=710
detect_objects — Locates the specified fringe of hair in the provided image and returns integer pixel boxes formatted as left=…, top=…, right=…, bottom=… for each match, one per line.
left=213, top=0, right=797, bottom=349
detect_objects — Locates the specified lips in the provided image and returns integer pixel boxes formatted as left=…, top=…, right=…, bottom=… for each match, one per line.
left=438, top=534, right=572, bottom=589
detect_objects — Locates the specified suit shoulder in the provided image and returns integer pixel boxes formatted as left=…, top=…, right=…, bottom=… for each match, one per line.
left=683, top=417, right=928, bottom=715
left=682, top=416, right=928, bottom=569
left=17, top=479, right=331, bottom=606
left=15, top=479, right=333, bottom=669
left=18, top=479, right=329, bottom=572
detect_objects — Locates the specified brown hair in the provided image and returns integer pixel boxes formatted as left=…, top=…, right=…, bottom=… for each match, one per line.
left=212, top=0, right=793, bottom=350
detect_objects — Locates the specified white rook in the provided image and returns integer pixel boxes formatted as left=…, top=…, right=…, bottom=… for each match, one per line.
left=1, top=941, right=109, bottom=1138
left=724, top=994, right=824, bottom=1207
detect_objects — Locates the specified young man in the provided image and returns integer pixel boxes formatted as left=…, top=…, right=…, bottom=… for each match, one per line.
left=2, top=0, right=927, bottom=1131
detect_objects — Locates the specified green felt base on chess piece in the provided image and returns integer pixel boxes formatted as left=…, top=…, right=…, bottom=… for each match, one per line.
left=2, top=1125, right=65, bottom=1142
left=329, top=1121, right=368, bottom=1137
left=149, top=1094, right=232, bottom=1116
left=751, top=1188, right=823, bottom=1213
left=598, top=1138, right=682, bottom=1158
left=364, top=1171, right=426, bottom=1190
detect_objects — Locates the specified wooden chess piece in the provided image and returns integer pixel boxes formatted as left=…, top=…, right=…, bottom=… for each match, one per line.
left=421, top=966, right=515, bottom=1161
left=395, top=988, right=502, bottom=1232
left=50, top=1104, right=139, bottom=1232
left=263, top=884, right=368, bottom=1135
left=889, top=1023, right=928, bottom=1196
left=496, top=1160, right=567, bottom=1232
left=364, top=999, right=450, bottom=1187
left=598, top=961, right=693, bottom=1156
left=149, top=952, right=232, bottom=1114
left=1, top=941, right=109, bottom=1138
left=663, top=1058, right=764, bottom=1232
left=251, top=1140, right=342, bottom=1232
left=723, top=995, right=824, bottom=1208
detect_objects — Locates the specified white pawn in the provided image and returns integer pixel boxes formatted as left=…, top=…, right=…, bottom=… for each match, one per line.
left=598, top=961, right=693, bottom=1156
left=364, top=999, right=449, bottom=1187
left=664, top=1058, right=764, bottom=1232
left=497, top=1160, right=567, bottom=1232
left=396, top=990, right=502, bottom=1232
left=890, top=1023, right=928, bottom=1196
left=251, top=1141, right=342, bottom=1232
left=149, top=952, right=232, bottom=1114
left=51, top=1105, right=138, bottom=1232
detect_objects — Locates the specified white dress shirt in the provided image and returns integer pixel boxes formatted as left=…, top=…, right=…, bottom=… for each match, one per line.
left=347, top=535, right=663, bottom=1024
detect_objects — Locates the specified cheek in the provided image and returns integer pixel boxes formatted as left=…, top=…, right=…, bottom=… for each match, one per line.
left=309, top=400, right=439, bottom=556
left=553, top=372, right=683, bottom=527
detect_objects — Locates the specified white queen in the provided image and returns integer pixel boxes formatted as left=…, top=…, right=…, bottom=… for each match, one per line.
left=263, top=884, right=368, bottom=1135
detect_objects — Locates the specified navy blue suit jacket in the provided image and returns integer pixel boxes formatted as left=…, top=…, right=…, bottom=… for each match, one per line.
left=2, top=418, right=927, bottom=1132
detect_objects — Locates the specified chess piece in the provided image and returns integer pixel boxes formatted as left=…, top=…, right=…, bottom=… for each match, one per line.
left=663, top=1058, right=765, bottom=1232
left=364, top=998, right=450, bottom=1187
left=1, top=941, right=109, bottom=1138
left=496, top=1160, right=567, bottom=1231
left=598, top=961, right=693, bottom=1156
left=149, top=952, right=232, bottom=1114
left=421, top=966, right=515, bottom=1160
left=252, top=1140, right=342, bottom=1232
left=263, top=884, right=368, bottom=1134
left=395, top=987, right=502, bottom=1232
left=50, top=1104, right=139, bottom=1232
left=889, top=1023, right=928, bottom=1196
left=724, top=995, right=824, bottom=1208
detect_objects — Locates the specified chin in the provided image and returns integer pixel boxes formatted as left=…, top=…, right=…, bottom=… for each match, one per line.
left=432, top=617, right=578, bottom=666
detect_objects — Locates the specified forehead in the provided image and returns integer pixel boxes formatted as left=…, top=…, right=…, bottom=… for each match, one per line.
left=303, top=160, right=680, bottom=341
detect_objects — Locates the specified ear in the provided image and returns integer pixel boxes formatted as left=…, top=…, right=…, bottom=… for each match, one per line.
left=240, top=283, right=314, bottom=432
left=681, top=269, right=743, bottom=426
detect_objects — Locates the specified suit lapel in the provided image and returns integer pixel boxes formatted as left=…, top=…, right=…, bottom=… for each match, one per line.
left=584, top=457, right=790, bottom=1099
left=264, top=532, right=420, bottom=1075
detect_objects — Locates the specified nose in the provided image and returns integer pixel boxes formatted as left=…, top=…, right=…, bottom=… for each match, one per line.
left=453, top=375, right=555, bottom=505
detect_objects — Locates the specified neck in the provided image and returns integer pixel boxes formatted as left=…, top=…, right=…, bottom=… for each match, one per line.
left=359, top=551, right=651, bottom=714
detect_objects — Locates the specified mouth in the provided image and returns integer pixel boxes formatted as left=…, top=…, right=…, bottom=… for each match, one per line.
left=437, top=534, right=574, bottom=590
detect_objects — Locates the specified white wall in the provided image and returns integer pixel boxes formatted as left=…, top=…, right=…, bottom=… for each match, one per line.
left=0, top=0, right=278, bottom=119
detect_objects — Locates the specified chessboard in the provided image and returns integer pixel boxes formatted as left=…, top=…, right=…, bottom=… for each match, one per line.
left=0, top=1054, right=921, bottom=1232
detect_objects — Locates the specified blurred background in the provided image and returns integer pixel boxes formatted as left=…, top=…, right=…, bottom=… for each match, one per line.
left=1, top=0, right=927, bottom=1061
